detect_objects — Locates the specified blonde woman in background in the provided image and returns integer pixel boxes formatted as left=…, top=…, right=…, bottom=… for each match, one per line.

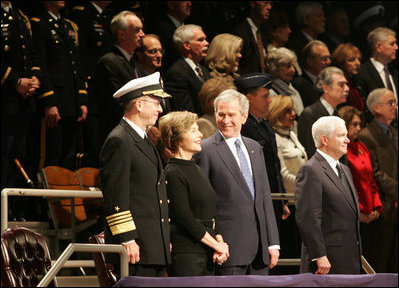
left=204, top=33, right=243, bottom=82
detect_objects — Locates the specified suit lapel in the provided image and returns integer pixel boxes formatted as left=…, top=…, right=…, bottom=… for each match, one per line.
left=366, top=60, right=385, bottom=87
left=120, top=120, right=158, bottom=167
left=315, top=153, right=358, bottom=215
left=214, top=133, right=254, bottom=200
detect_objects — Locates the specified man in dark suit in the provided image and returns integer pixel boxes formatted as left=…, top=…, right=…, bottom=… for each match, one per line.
left=287, top=1, right=326, bottom=67
left=164, top=24, right=210, bottom=116
left=232, top=1, right=272, bottom=75
left=94, top=10, right=146, bottom=147
left=30, top=1, right=88, bottom=171
left=295, top=115, right=362, bottom=274
left=298, top=67, right=348, bottom=158
left=353, top=27, right=398, bottom=123
left=359, top=88, right=398, bottom=273
left=147, top=1, right=192, bottom=73
left=100, top=72, right=171, bottom=278
left=68, top=1, right=113, bottom=167
left=235, top=73, right=290, bottom=223
left=292, top=40, right=331, bottom=108
left=194, top=89, right=280, bottom=275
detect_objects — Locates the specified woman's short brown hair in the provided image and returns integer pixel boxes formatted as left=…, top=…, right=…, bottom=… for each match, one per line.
left=267, top=95, right=294, bottom=127
left=159, top=111, right=198, bottom=154
left=331, top=43, right=362, bottom=70
left=198, top=77, right=236, bottom=115
left=337, top=105, right=364, bottom=128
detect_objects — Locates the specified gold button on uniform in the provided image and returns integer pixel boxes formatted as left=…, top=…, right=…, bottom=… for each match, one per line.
left=165, top=180, right=168, bottom=185
left=167, top=199, right=170, bottom=204
left=160, top=200, right=163, bottom=204
left=161, top=218, right=164, bottom=223
left=4, top=45, right=10, bottom=52
left=157, top=181, right=160, bottom=186
left=168, top=218, right=171, bottom=223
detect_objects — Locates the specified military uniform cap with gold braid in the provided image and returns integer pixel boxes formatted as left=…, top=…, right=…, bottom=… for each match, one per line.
left=113, top=72, right=171, bottom=103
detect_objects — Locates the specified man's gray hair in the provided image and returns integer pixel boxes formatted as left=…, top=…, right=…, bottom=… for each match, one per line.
left=315, top=66, right=344, bottom=93
left=296, top=1, right=323, bottom=26
left=266, top=47, right=297, bottom=77
left=367, top=88, right=390, bottom=114
left=173, top=24, right=203, bottom=54
left=312, top=116, right=346, bottom=148
left=110, top=11, right=137, bottom=37
left=367, top=27, right=396, bottom=53
left=214, top=89, right=249, bottom=115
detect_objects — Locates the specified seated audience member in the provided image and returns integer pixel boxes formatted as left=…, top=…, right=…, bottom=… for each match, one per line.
left=295, top=116, right=362, bottom=274
left=267, top=95, right=308, bottom=195
left=292, top=40, right=331, bottom=108
left=337, top=106, right=382, bottom=233
left=164, top=24, right=210, bottom=116
left=359, top=88, right=398, bottom=273
left=204, top=33, right=243, bottom=82
left=159, top=111, right=229, bottom=276
left=264, top=9, right=301, bottom=75
left=297, top=66, right=348, bottom=158
left=197, top=77, right=236, bottom=139
left=353, top=27, right=398, bottom=124
left=287, top=1, right=326, bottom=65
left=266, top=47, right=304, bottom=133
left=319, top=6, right=350, bottom=53
left=266, top=95, right=307, bottom=274
left=135, top=34, right=164, bottom=75
left=332, top=43, right=364, bottom=111
left=147, top=1, right=192, bottom=73
left=232, top=1, right=272, bottom=75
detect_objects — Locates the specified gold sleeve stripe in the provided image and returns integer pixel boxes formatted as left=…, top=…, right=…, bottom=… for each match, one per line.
left=31, top=67, right=41, bottom=71
left=106, top=210, right=131, bottom=220
left=110, top=221, right=136, bottom=236
left=1, top=67, right=12, bottom=85
left=30, top=17, right=40, bottom=22
left=108, top=216, right=133, bottom=227
left=38, top=91, right=54, bottom=99
left=108, top=215, right=132, bottom=225
left=79, top=90, right=87, bottom=94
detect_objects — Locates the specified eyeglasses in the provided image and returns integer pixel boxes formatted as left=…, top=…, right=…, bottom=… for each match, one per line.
left=140, top=99, right=162, bottom=107
left=379, top=100, right=398, bottom=106
left=146, top=48, right=165, bottom=55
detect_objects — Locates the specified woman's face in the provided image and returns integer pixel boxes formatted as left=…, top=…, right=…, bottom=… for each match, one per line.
left=342, top=51, right=361, bottom=76
left=273, top=24, right=292, bottom=46
left=279, top=105, right=296, bottom=129
left=347, top=114, right=362, bottom=142
left=277, top=61, right=296, bottom=82
left=179, top=122, right=203, bottom=154
left=233, top=48, right=242, bottom=72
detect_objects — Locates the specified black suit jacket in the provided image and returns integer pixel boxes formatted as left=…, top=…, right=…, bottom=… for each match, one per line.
left=194, top=132, right=279, bottom=267
left=100, top=119, right=171, bottom=269
left=241, top=115, right=286, bottom=218
left=292, top=72, right=320, bottom=108
left=295, top=152, right=361, bottom=274
left=286, top=30, right=311, bottom=67
left=164, top=58, right=210, bottom=116
left=297, top=99, right=330, bottom=158
left=94, top=46, right=145, bottom=143
left=232, top=20, right=267, bottom=75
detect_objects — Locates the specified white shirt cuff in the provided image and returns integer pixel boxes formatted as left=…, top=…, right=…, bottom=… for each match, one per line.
left=268, top=245, right=280, bottom=250
left=122, top=239, right=135, bottom=245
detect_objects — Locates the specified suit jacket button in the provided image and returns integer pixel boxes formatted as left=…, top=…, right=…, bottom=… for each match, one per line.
left=157, top=181, right=161, bottom=186
left=165, top=180, right=168, bottom=185
left=167, top=199, right=170, bottom=204
left=159, top=200, right=163, bottom=204
left=168, top=218, right=171, bottom=223
left=161, top=218, right=164, bottom=223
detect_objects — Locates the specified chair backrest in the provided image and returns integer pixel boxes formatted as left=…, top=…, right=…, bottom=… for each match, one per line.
left=1, top=226, right=57, bottom=287
left=76, top=167, right=100, bottom=190
left=88, top=232, right=117, bottom=287
left=42, top=166, right=88, bottom=227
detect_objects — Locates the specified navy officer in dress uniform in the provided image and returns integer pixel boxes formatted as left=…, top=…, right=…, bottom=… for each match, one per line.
left=68, top=1, right=113, bottom=167
left=100, top=72, right=172, bottom=278
left=30, top=1, right=88, bottom=170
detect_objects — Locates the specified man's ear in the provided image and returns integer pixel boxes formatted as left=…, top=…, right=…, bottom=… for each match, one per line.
left=320, top=134, right=328, bottom=146
left=242, top=112, right=249, bottom=125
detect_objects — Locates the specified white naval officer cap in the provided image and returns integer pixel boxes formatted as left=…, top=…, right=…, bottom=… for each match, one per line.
left=113, top=72, right=171, bottom=103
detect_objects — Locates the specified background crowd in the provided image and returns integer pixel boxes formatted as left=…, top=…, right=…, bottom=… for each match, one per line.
left=1, top=0, right=397, bottom=276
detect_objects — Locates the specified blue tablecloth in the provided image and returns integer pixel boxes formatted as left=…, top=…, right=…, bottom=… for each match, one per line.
left=115, top=273, right=398, bottom=287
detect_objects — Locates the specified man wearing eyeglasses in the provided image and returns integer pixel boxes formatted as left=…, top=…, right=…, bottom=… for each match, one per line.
left=359, top=88, right=398, bottom=273
left=136, top=34, right=165, bottom=75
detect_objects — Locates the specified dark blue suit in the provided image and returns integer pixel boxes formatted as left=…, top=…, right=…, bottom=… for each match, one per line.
left=194, top=131, right=279, bottom=270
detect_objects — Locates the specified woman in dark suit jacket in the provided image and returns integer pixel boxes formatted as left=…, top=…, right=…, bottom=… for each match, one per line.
left=159, top=111, right=229, bottom=276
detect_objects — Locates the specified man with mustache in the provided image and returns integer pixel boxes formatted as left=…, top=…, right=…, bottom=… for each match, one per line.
left=164, top=24, right=210, bottom=116
left=297, top=66, right=349, bottom=158
left=295, top=115, right=362, bottom=274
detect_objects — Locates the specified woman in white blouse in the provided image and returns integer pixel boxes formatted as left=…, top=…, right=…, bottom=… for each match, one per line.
left=267, top=95, right=308, bottom=194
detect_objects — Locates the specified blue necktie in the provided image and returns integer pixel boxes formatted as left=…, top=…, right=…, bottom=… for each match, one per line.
left=235, top=139, right=255, bottom=199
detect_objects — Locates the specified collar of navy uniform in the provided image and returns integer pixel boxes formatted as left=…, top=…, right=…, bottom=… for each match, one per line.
left=91, top=1, right=103, bottom=14
left=123, top=116, right=147, bottom=139
left=1, top=3, right=12, bottom=13
left=47, top=11, right=61, bottom=21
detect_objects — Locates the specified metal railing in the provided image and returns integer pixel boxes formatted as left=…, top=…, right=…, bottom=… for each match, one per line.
left=38, top=243, right=129, bottom=287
